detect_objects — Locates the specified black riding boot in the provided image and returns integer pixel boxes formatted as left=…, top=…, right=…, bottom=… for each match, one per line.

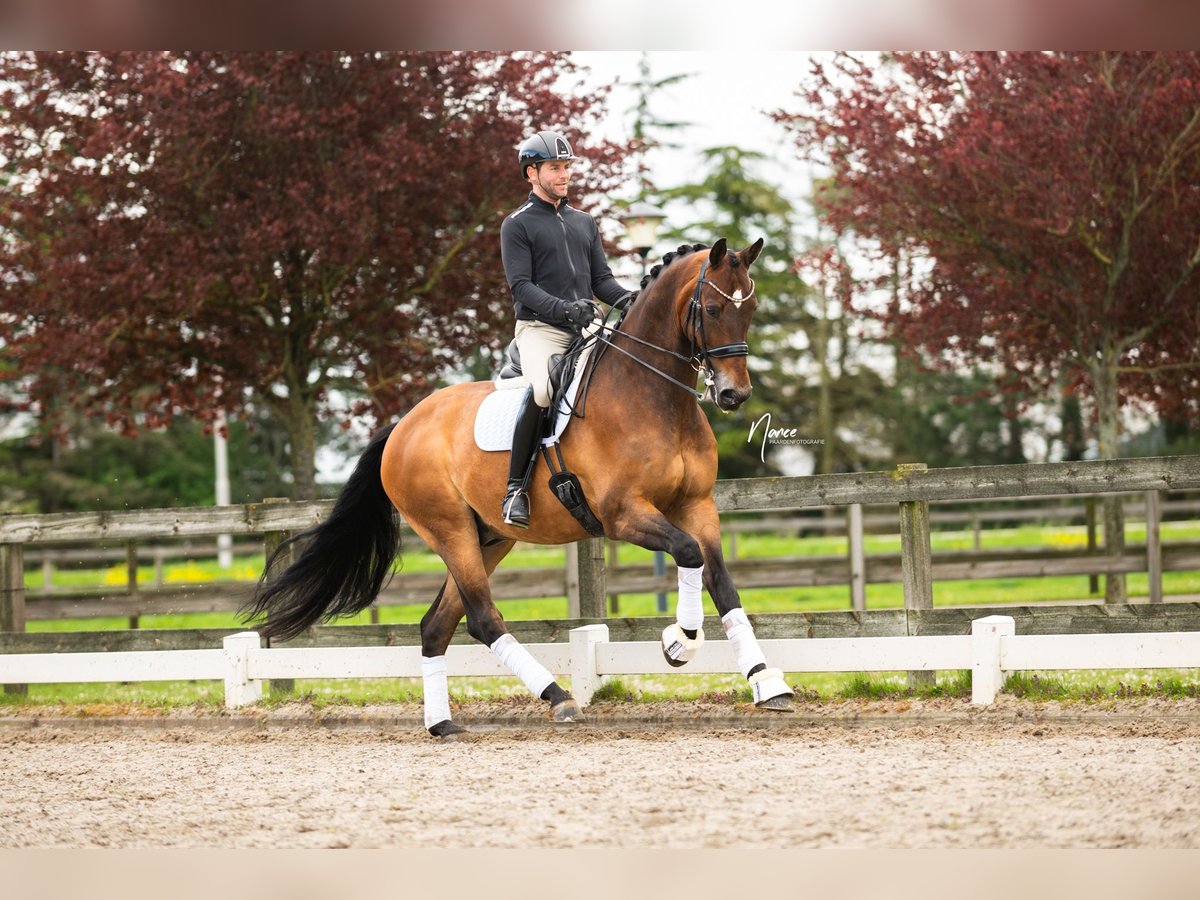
left=501, top=388, right=545, bottom=528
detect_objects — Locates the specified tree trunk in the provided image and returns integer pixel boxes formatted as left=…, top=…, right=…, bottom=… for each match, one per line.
left=1094, top=354, right=1126, bottom=604
left=1060, top=384, right=1087, bottom=462
left=283, top=391, right=318, bottom=502
left=1003, top=393, right=1026, bottom=464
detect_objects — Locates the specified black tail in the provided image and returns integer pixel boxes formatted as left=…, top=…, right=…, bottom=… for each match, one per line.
left=240, top=423, right=400, bottom=643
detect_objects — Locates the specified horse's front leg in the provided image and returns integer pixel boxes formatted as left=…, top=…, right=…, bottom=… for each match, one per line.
left=603, top=498, right=709, bottom=667
left=672, top=497, right=795, bottom=711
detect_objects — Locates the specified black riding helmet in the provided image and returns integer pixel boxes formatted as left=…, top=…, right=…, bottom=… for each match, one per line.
left=518, top=130, right=575, bottom=180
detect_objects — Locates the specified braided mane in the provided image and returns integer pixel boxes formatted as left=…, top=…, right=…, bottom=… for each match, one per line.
left=638, top=242, right=709, bottom=291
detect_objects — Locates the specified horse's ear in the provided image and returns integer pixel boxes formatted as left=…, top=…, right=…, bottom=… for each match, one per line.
left=740, top=237, right=764, bottom=267
left=709, top=239, right=728, bottom=268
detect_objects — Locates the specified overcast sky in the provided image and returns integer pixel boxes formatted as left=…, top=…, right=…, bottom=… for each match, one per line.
left=568, top=51, right=825, bottom=255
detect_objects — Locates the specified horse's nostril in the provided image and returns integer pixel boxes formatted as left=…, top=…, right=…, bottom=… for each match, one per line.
left=719, top=389, right=742, bottom=408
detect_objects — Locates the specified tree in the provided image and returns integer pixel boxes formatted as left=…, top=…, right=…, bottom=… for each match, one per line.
left=780, top=51, right=1200, bottom=601
left=0, top=51, right=630, bottom=499
left=0, top=413, right=296, bottom=513
left=790, top=234, right=900, bottom=475
left=626, top=52, right=694, bottom=194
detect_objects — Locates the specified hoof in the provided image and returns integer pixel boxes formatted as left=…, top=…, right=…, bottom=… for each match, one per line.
left=428, top=719, right=468, bottom=739
left=550, top=698, right=584, bottom=723
left=661, top=624, right=704, bottom=668
left=755, top=694, right=794, bottom=712
left=661, top=644, right=689, bottom=668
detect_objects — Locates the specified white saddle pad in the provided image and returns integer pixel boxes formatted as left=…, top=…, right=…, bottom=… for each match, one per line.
left=474, top=366, right=586, bottom=452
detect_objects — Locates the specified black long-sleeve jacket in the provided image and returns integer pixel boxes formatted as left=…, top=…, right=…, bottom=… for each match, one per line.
left=500, top=192, right=632, bottom=327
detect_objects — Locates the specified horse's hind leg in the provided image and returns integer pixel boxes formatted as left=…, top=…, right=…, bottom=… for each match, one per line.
left=419, top=539, right=515, bottom=738
left=419, top=578, right=464, bottom=738
left=420, top=521, right=582, bottom=726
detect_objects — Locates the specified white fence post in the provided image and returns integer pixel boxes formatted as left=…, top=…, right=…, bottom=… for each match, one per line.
left=570, top=624, right=609, bottom=706
left=223, top=631, right=264, bottom=708
left=971, top=615, right=1015, bottom=706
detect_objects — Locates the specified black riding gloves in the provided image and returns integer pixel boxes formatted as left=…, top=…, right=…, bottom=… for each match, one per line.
left=562, top=299, right=600, bottom=329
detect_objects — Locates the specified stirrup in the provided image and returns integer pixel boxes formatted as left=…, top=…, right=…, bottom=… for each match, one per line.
left=502, top=488, right=530, bottom=528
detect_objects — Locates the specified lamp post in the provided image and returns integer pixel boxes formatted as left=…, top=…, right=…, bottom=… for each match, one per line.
left=618, top=201, right=666, bottom=281
left=214, top=410, right=232, bottom=569
left=618, top=200, right=669, bottom=612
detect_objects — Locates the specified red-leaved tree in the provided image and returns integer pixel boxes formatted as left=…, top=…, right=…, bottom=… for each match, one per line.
left=0, top=51, right=629, bottom=499
left=780, top=51, right=1200, bottom=601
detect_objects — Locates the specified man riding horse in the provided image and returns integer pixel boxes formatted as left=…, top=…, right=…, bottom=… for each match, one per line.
left=244, top=128, right=794, bottom=737
left=499, top=129, right=635, bottom=527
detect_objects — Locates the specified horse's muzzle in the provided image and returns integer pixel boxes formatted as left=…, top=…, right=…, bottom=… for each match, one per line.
left=717, top=386, right=751, bottom=411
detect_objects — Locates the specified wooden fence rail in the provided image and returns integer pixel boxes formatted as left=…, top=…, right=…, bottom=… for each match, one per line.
left=2, top=455, right=1199, bottom=622
left=20, top=488, right=1200, bottom=609
left=5, top=457, right=1199, bottom=546
left=21, top=542, right=1200, bottom=623
left=8, top=602, right=1200, bottom=657
left=4, top=455, right=1200, bottom=694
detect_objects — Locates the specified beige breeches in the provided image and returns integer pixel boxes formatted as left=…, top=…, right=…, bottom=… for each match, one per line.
left=513, top=319, right=599, bottom=408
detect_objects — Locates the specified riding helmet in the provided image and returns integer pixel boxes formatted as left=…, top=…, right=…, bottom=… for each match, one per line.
left=518, top=130, right=575, bottom=179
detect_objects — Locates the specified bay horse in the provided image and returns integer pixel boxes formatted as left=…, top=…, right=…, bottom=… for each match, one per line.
left=242, top=237, right=794, bottom=736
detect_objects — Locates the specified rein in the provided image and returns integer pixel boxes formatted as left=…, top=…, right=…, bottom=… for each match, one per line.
left=592, top=257, right=755, bottom=402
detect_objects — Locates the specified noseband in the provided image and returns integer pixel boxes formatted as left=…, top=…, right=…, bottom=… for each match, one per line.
left=593, top=257, right=755, bottom=401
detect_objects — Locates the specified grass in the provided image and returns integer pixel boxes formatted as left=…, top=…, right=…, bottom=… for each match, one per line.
left=836, top=670, right=973, bottom=700
left=1002, top=670, right=1200, bottom=701
left=8, top=667, right=1200, bottom=710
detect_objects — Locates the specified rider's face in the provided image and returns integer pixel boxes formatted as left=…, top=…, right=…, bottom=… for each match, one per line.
left=529, top=159, right=572, bottom=203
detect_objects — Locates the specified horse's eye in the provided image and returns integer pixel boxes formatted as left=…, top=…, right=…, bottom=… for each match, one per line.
left=705, top=305, right=720, bottom=318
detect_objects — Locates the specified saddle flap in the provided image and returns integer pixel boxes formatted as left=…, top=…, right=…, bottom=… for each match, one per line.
left=548, top=352, right=569, bottom=396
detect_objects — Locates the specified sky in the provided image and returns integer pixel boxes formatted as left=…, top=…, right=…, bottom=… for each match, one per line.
left=568, top=51, right=824, bottom=261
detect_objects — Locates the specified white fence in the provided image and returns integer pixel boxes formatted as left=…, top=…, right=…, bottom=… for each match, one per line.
left=3, top=616, right=1200, bottom=710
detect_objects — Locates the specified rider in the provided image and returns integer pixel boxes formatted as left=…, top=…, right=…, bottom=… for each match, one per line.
left=499, top=129, right=634, bottom=527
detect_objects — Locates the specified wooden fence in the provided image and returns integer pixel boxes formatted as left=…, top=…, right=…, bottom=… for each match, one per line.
left=2, top=455, right=1199, bottom=630
left=3, top=455, right=1200, bottom=694
left=7, top=460, right=1200, bottom=627
left=18, top=540, right=1200, bottom=624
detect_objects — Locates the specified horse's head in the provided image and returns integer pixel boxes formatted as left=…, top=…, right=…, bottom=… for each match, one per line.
left=679, top=237, right=764, bottom=412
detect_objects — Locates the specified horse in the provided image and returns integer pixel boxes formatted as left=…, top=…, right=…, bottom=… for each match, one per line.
left=242, top=237, right=794, bottom=737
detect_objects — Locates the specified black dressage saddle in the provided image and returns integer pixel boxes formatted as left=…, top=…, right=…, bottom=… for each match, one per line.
left=495, top=336, right=585, bottom=418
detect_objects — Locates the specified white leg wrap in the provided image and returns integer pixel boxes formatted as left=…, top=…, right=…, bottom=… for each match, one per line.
left=721, top=607, right=768, bottom=678
left=662, top=622, right=705, bottom=663
left=676, top=565, right=705, bottom=631
left=749, top=667, right=793, bottom=703
left=490, top=633, right=555, bottom=698
left=421, top=655, right=452, bottom=729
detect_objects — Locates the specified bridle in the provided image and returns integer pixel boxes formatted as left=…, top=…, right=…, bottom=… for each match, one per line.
left=592, top=256, right=756, bottom=401
left=685, top=257, right=754, bottom=366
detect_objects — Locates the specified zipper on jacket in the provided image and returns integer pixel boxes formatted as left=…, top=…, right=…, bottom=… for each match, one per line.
left=556, top=210, right=579, bottom=291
